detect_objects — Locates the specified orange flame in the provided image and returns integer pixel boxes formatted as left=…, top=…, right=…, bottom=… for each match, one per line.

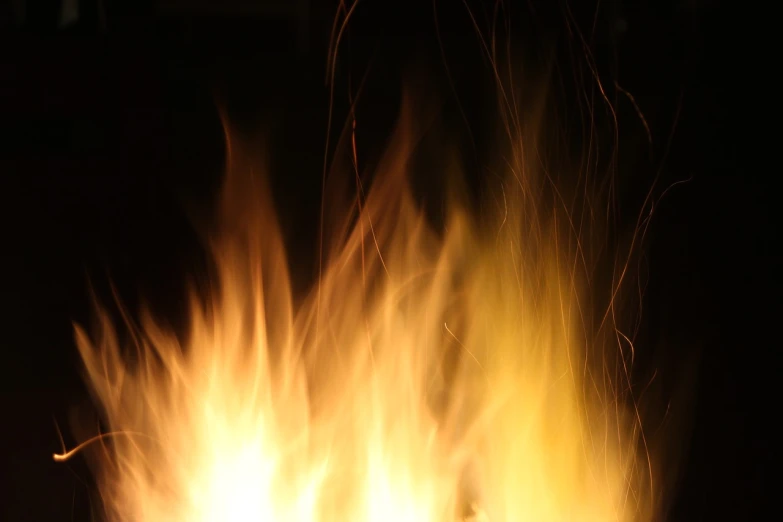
left=56, top=88, right=656, bottom=520
left=51, top=0, right=667, bottom=493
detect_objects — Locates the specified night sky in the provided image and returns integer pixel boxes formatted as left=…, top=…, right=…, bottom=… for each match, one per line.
left=0, top=1, right=771, bottom=521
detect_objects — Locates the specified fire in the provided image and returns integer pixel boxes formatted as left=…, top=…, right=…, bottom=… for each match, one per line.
left=56, top=86, right=654, bottom=522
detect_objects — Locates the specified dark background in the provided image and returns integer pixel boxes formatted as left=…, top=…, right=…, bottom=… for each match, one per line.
left=0, top=0, right=771, bottom=521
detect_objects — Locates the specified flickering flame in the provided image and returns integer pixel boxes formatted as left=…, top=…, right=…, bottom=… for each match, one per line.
left=56, top=63, right=656, bottom=522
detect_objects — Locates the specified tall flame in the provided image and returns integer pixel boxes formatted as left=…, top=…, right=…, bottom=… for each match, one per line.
left=60, top=84, right=654, bottom=522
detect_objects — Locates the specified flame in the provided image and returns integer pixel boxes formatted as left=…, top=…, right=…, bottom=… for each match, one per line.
left=59, top=85, right=654, bottom=521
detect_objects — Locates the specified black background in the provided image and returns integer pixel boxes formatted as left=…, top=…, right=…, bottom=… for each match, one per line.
left=0, top=0, right=772, bottom=520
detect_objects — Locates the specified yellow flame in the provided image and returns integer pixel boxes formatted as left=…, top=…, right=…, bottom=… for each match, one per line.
left=59, top=88, right=654, bottom=522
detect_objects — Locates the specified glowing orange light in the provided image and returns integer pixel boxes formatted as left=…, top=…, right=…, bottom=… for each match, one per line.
left=55, top=8, right=658, bottom=520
